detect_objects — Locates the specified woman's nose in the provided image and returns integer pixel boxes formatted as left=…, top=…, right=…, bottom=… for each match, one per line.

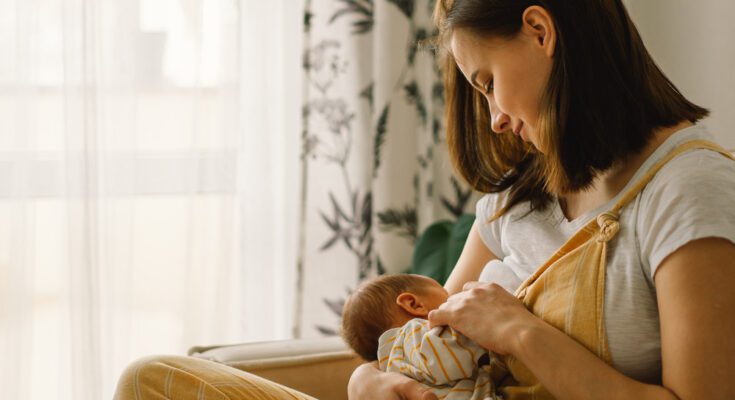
left=488, top=99, right=510, bottom=133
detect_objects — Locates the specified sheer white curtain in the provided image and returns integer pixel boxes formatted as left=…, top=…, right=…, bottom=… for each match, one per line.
left=0, top=0, right=302, bottom=399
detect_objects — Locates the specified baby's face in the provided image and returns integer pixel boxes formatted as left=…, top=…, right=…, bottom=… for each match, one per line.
left=414, top=275, right=449, bottom=312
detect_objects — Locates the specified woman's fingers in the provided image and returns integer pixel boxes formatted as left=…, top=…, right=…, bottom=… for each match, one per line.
left=430, top=281, right=534, bottom=355
left=429, top=282, right=512, bottom=329
left=427, top=308, right=447, bottom=329
left=428, top=285, right=478, bottom=328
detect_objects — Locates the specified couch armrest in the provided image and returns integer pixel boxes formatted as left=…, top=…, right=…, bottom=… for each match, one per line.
left=189, top=336, right=365, bottom=400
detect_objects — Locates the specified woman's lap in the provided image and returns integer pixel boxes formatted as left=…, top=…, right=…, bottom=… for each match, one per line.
left=114, top=355, right=316, bottom=400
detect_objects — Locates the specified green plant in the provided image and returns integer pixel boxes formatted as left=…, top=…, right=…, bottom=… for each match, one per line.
left=407, top=213, right=475, bottom=285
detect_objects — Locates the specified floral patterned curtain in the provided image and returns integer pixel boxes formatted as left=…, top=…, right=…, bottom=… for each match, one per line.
left=297, top=0, right=478, bottom=337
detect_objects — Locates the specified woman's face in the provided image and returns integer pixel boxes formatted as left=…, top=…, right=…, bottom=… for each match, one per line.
left=448, top=7, right=556, bottom=151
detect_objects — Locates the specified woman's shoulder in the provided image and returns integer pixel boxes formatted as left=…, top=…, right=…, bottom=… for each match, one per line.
left=635, top=143, right=735, bottom=275
left=636, top=124, right=733, bottom=199
left=643, top=145, right=735, bottom=199
left=475, top=191, right=509, bottom=220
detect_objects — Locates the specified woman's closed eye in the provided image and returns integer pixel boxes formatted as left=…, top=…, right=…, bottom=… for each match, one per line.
left=483, top=79, right=494, bottom=94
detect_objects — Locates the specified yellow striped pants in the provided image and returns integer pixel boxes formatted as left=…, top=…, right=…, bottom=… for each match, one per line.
left=114, top=356, right=316, bottom=400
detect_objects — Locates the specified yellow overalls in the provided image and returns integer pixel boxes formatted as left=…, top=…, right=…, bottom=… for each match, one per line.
left=498, top=140, right=735, bottom=399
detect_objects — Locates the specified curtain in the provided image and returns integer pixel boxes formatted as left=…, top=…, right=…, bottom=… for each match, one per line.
left=298, top=0, right=478, bottom=336
left=0, top=0, right=302, bottom=399
left=297, top=0, right=735, bottom=337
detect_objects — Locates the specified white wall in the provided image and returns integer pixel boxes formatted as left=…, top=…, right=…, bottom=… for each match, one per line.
left=625, top=0, right=735, bottom=149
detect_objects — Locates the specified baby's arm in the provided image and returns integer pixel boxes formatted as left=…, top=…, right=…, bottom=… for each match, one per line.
left=395, top=319, right=486, bottom=385
left=418, top=324, right=487, bottom=384
left=378, top=320, right=436, bottom=385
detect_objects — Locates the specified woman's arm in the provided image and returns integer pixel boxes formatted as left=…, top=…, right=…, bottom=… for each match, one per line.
left=429, top=237, right=735, bottom=400
left=509, top=311, right=676, bottom=400
left=516, top=237, right=735, bottom=400
left=443, top=220, right=497, bottom=295
left=348, top=362, right=438, bottom=400
left=654, top=237, right=735, bottom=399
left=429, top=284, right=678, bottom=400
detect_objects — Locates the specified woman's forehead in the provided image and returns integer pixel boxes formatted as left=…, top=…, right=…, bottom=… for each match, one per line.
left=449, top=29, right=507, bottom=71
left=452, top=29, right=508, bottom=51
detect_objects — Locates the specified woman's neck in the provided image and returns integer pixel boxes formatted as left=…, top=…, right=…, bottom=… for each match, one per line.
left=602, top=120, right=693, bottom=193
left=559, top=120, right=694, bottom=221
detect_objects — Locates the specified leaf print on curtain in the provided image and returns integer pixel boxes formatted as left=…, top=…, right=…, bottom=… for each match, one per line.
left=298, top=0, right=481, bottom=338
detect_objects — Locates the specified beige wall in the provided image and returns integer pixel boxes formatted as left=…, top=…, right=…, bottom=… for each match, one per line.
left=625, top=0, right=735, bottom=149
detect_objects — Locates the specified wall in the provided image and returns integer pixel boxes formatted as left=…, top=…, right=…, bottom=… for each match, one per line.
left=625, top=0, right=735, bottom=149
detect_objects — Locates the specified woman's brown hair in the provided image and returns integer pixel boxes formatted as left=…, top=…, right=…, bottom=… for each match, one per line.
left=433, top=0, right=709, bottom=218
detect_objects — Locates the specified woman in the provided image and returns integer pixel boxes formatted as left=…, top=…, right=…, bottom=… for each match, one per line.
left=349, top=0, right=735, bottom=399
left=115, top=0, right=735, bottom=399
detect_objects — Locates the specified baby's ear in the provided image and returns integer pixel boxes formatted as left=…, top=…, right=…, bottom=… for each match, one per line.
left=396, top=292, right=429, bottom=317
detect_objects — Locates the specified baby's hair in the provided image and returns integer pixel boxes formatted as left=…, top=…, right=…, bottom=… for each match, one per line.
left=341, top=274, right=432, bottom=361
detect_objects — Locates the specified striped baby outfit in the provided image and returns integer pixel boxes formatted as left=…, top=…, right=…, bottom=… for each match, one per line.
left=377, top=318, right=504, bottom=400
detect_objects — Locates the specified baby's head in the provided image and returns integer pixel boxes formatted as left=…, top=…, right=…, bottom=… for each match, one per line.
left=341, top=274, right=448, bottom=361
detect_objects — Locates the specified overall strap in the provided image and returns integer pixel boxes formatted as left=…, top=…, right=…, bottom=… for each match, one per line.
left=610, top=140, right=734, bottom=213
left=515, top=139, right=732, bottom=295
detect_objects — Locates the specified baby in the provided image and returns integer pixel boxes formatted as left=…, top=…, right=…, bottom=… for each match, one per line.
left=341, top=274, right=506, bottom=400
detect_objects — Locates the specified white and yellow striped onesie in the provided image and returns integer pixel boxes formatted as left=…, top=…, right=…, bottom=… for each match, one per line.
left=377, top=318, right=504, bottom=400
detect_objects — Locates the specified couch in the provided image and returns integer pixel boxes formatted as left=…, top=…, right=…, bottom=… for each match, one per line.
left=189, top=336, right=364, bottom=400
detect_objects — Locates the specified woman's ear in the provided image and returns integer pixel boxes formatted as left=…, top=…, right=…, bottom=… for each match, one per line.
left=521, top=5, right=557, bottom=58
left=396, top=292, right=430, bottom=317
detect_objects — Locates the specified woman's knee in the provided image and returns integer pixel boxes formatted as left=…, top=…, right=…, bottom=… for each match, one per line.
left=114, top=355, right=192, bottom=400
left=114, top=354, right=312, bottom=400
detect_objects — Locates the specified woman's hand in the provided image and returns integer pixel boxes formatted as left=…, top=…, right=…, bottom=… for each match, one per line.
left=348, top=362, right=438, bottom=400
left=428, top=282, right=539, bottom=355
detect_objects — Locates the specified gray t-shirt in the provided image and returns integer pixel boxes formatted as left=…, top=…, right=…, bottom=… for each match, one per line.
left=475, top=124, right=735, bottom=383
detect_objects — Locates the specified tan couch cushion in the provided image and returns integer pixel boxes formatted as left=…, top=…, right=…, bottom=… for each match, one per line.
left=189, top=337, right=365, bottom=400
